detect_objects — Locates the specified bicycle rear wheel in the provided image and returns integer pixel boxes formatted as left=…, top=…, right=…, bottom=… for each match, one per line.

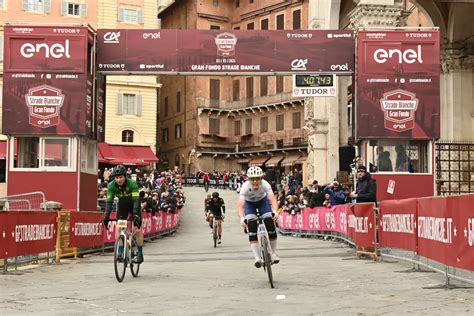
left=262, top=238, right=274, bottom=288
left=130, top=237, right=140, bottom=277
left=213, top=222, right=218, bottom=248
left=114, top=235, right=127, bottom=282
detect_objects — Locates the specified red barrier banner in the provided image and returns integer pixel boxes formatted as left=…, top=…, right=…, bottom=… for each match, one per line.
left=447, top=195, right=474, bottom=271
left=279, top=206, right=349, bottom=235
left=379, top=198, right=417, bottom=251
left=416, top=197, right=455, bottom=266
left=69, top=212, right=104, bottom=248
left=0, top=212, right=9, bottom=259
left=349, top=203, right=376, bottom=247
left=103, top=212, right=117, bottom=243
left=7, top=211, right=57, bottom=257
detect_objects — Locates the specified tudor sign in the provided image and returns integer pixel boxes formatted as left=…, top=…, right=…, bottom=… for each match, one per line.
left=380, top=89, right=418, bottom=132
left=25, top=85, right=64, bottom=128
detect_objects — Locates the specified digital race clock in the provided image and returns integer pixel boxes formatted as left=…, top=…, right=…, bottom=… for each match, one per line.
left=294, top=74, right=334, bottom=87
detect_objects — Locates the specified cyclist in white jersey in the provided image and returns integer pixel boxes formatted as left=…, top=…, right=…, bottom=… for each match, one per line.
left=238, top=166, right=280, bottom=268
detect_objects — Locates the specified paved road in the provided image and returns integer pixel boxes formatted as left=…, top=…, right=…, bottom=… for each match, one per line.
left=1, top=187, right=474, bottom=315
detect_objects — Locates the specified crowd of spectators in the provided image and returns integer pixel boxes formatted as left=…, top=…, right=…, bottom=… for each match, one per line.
left=98, top=166, right=186, bottom=214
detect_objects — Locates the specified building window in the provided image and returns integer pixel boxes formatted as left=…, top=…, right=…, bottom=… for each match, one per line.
left=12, top=137, right=75, bottom=170
left=210, top=25, right=220, bottom=30
left=0, top=0, right=5, bottom=10
left=210, top=79, right=220, bottom=108
left=163, top=128, right=169, bottom=143
left=62, top=2, right=87, bottom=17
left=67, top=3, right=79, bottom=16
left=118, top=93, right=142, bottom=116
left=233, top=79, right=240, bottom=101
left=23, top=0, right=51, bottom=13
left=260, top=76, right=268, bottom=96
left=246, top=77, right=254, bottom=106
left=234, top=120, right=241, bottom=136
left=260, top=117, right=268, bottom=133
left=276, top=76, right=284, bottom=93
left=122, top=130, right=134, bottom=143
left=209, top=118, right=220, bottom=134
left=276, top=14, right=285, bottom=30
left=118, top=7, right=144, bottom=24
left=261, top=19, right=269, bottom=30
left=176, top=91, right=181, bottom=113
left=233, top=26, right=240, bottom=30
left=175, top=124, right=182, bottom=139
left=368, top=140, right=430, bottom=173
left=164, top=97, right=169, bottom=117
left=213, top=0, right=218, bottom=6
left=293, top=9, right=301, bottom=30
left=292, top=112, right=301, bottom=129
left=247, top=22, right=254, bottom=30
left=249, top=0, right=254, bottom=3
left=245, top=119, right=252, bottom=135
left=276, top=114, right=284, bottom=131
left=235, top=0, right=239, bottom=8
left=80, top=140, right=97, bottom=174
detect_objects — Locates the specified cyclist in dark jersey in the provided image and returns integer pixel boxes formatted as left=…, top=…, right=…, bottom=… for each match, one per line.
left=103, top=165, right=144, bottom=263
left=207, top=192, right=225, bottom=244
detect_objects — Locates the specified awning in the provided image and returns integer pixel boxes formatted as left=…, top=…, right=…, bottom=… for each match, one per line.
left=265, top=154, right=285, bottom=167
left=249, top=156, right=271, bottom=166
left=237, top=157, right=251, bottom=164
left=281, top=153, right=303, bottom=167
left=294, top=155, right=307, bottom=164
left=98, top=143, right=158, bottom=166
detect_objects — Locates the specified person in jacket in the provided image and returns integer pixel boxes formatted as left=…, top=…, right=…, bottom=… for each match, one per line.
left=376, top=146, right=393, bottom=172
left=323, top=181, right=346, bottom=206
left=350, top=165, right=377, bottom=203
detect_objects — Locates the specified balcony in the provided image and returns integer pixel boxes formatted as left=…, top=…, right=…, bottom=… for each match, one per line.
left=196, top=92, right=302, bottom=111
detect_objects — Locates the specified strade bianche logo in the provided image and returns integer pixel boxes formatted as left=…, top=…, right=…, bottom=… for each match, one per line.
left=380, top=89, right=419, bottom=132
left=103, top=31, right=121, bottom=44
left=215, top=32, right=237, bottom=57
left=25, top=85, right=64, bottom=128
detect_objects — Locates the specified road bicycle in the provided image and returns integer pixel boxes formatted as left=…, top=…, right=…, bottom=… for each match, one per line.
left=209, top=214, right=223, bottom=248
left=246, top=211, right=275, bottom=288
left=110, top=218, right=140, bottom=282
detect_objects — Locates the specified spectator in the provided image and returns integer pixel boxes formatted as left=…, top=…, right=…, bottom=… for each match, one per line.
left=376, top=146, right=393, bottom=172
left=308, top=180, right=324, bottom=207
left=323, top=181, right=346, bottom=206
left=350, top=165, right=377, bottom=203
left=395, top=144, right=414, bottom=173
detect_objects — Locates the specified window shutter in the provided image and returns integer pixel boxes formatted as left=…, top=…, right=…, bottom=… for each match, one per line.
left=61, top=1, right=67, bottom=15
left=136, top=95, right=142, bottom=116
left=0, top=36, right=3, bottom=62
left=137, top=10, right=144, bottom=24
left=22, top=0, right=28, bottom=10
left=44, top=0, right=51, bottom=13
left=117, top=94, right=123, bottom=115
left=81, top=4, right=88, bottom=17
left=118, top=8, right=124, bottom=21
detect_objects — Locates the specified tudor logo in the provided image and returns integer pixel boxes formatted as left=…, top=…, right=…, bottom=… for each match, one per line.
left=20, top=40, right=70, bottom=59
left=373, top=45, right=423, bottom=64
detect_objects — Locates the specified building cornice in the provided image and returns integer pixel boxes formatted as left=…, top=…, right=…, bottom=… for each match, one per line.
left=441, top=54, right=474, bottom=73
left=239, top=0, right=304, bottom=22
left=197, top=13, right=229, bottom=23
left=198, top=99, right=304, bottom=117
left=348, top=4, right=409, bottom=30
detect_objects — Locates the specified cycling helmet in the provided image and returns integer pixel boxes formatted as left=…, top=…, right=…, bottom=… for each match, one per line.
left=112, top=165, right=127, bottom=178
left=246, top=166, right=264, bottom=178
left=212, top=192, right=219, bottom=198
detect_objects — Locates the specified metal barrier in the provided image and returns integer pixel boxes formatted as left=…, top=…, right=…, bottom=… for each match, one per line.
left=0, top=191, right=47, bottom=211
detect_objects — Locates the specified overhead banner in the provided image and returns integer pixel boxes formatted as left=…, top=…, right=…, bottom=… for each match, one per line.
left=2, top=25, right=99, bottom=138
left=96, top=30, right=354, bottom=74
left=356, top=31, right=440, bottom=139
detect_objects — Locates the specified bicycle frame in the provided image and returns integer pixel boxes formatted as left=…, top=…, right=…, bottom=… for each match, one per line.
left=116, top=219, right=135, bottom=263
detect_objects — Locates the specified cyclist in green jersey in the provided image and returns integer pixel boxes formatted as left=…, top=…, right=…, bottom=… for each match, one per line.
left=103, top=165, right=144, bottom=263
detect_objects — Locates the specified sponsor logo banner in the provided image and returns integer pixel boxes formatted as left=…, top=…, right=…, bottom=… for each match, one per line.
left=97, top=30, right=354, bottom=74
left=69, top=212, right=104, bottom=248
left=349, top=203, right=377, bottom=247
left=379, top=198, right=417, bottom=251
left=356, top=31, right=440, bottom=139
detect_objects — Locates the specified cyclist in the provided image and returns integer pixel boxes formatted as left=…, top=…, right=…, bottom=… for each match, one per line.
left=204, top=194, right=212, bottom=229
left=238, top=166, right=280, bottom=268
left=103, top=165, right=144, bottom=264
left=207, top=192, right=226, bottom=244
left=202, top=172, right=211, bottom=192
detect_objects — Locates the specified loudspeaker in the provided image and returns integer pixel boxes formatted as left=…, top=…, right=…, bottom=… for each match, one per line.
left=339, top=146, right=355, bottom=172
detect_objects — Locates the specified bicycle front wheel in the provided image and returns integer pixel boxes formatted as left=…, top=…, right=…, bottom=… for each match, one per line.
left=114, top=235, right=127, bottom=282
left=213, top=223, right=218, bottom=248
left=130, top=237, right=140, bottom=277
left=262, top=238, right=274, bottom=288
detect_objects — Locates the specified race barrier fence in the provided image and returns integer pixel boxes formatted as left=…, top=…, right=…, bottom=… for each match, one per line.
left=278, top=193, right=474, bottom=286
left=1, top=210, right=181, bottom=273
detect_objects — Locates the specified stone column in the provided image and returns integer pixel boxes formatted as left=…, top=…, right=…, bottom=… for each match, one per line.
left=440, top=53, right=474, bottom=140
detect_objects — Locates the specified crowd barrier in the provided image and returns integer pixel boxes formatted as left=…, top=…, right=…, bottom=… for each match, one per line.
left=278, top=193, right=474, bottom=286
left=184, top=177, right=225, bottom=186
left=1, top=210, right=181, bottom=273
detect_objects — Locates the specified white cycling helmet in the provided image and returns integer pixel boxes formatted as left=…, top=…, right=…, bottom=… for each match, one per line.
left=246, top=166, right=264, bottom=178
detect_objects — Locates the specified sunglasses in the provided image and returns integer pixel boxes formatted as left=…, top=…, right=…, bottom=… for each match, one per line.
left=250, top=177, right=262, bottom=181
